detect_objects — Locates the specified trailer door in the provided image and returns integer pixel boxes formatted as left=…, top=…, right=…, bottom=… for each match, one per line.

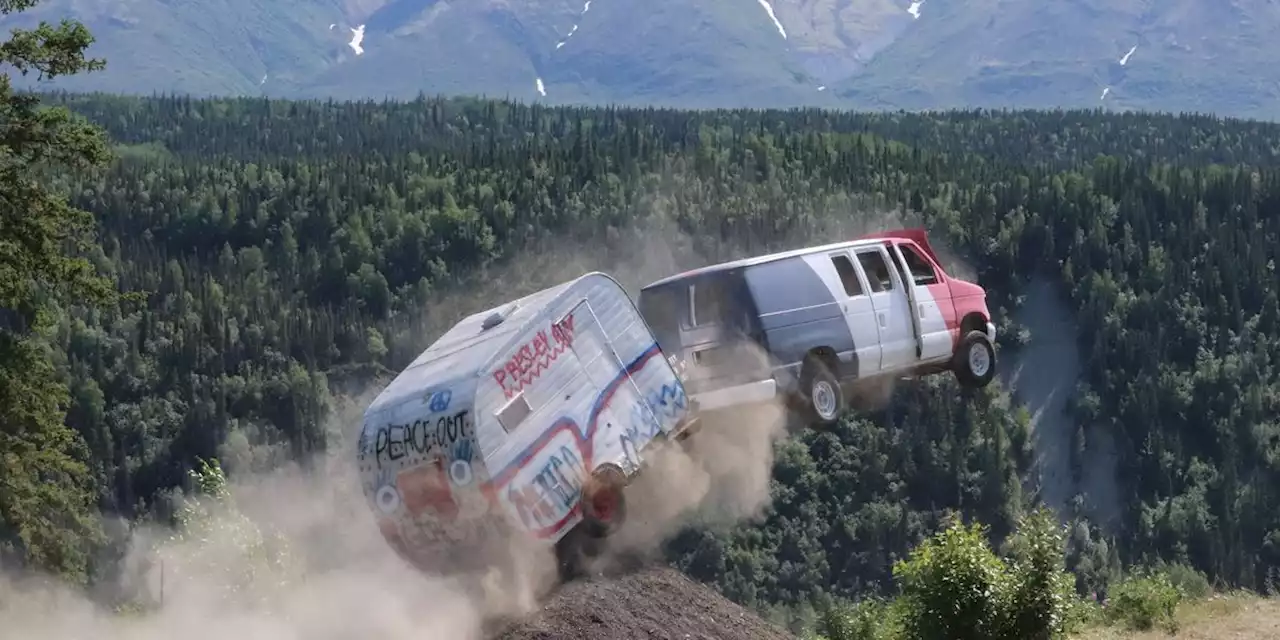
left=561, top=300, right=659, bottom=475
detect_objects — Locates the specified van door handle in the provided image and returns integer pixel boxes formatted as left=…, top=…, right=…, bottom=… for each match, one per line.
left=918, top=303, right=926, bottom=318
left=878, top=312, right=886, bottom=327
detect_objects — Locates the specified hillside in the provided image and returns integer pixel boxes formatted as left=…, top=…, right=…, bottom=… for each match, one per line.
left=495, top=567, right=796, bottom=640
left=6, top=0, right=1280, bottom=119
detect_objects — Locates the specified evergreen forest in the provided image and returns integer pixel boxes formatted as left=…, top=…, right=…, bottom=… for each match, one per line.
left=7, top=53, right=1280, bottom=635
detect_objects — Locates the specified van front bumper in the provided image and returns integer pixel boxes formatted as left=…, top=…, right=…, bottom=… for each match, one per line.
left=690, top=379, right=778, bottom=412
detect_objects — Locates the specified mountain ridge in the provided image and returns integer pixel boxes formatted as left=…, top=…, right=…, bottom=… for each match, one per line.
left=5, top=0, right=1278, bottom=120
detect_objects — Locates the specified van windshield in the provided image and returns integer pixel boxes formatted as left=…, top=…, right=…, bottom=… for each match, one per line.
left=638, top=284, right=682, bottom=353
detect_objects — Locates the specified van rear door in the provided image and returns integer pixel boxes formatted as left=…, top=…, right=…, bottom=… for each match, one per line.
left=651, top=272, right=769, bottom=400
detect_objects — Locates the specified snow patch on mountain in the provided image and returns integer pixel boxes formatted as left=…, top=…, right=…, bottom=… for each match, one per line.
left=908, top=1, right=923, bottom=19
left=536, top=77, right=546, bottom=96
left=349, top=24, right=365, bottom=55
left=757, top=0, right=786, bottom=39
left=556, top=1, right=593, bottom=49
left=1120, top=45, right=1137, bottom=65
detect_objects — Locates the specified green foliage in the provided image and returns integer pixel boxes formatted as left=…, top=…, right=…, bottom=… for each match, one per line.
left=173, top=457, right=230, bottom=527
left=811, top=597, right=903, bottom=640
left=889, top=508, right=1077, bottom=640
left=0, top=332, right=101, bottom=581
left=159, top=457, right=298, bottom=608
left=808, top=510, right=1078, bottom=640
left=893, top=516, right=1015, bottom=639
left=1002, top=508, right=1079, bottom=638
left=1155, top=562, right=1212, bottom=601
left=0, top=0, right=114, bottom=583
left=1103, top=569, right=1184, bottom=633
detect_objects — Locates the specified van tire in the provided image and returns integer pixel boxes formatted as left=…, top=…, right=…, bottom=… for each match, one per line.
left=953, top=330, right=997, bottom=388
left=799, top=356, right=844, bottom=426
left=581, top=465, right=628, bottom=539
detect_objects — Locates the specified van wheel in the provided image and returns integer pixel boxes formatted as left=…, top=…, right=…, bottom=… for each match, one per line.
left=581, top=466, right=628, bottom=539
left=953, top=330, right=997, bottom=388
left=800, top=357, right=844, bottom=426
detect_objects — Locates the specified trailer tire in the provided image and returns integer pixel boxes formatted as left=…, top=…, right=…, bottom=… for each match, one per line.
left=581, top=465, right=628, bottom=539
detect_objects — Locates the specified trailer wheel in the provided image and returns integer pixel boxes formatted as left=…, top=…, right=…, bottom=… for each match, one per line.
left=581, top=465, right=628, bottom=539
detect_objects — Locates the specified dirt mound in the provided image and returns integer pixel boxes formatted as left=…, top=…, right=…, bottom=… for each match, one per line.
left=493, top=567, right=795, bottom=640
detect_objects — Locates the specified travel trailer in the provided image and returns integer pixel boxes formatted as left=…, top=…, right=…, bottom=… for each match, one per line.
left=637, top=228, right=998, bottom=426
left=356, top=272, right=695, bottom=572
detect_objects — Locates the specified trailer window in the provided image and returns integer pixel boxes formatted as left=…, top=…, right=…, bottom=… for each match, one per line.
left=856, top=250, right=895, bottom=292
left=496, top=392, right=531, bottom=433
left=899, top=244, right=939, bottom=286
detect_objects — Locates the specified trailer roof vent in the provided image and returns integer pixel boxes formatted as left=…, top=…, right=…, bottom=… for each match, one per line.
left=481, top=304, right=517, bottom=331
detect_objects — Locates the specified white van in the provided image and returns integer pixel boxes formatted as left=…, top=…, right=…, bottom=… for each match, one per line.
left=356, top=272, right=696, bottom=572
left=637, top=228, right=998, bottom=426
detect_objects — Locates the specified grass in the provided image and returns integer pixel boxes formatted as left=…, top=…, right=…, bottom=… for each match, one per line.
left=1073, top=592, right=1280, bottom=640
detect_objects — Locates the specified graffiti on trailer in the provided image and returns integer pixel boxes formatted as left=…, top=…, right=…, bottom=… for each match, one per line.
left=493, top=313, right=577, bottom=399
left=426, top=389, right=452, bottom=412
left=619, top=380, right=687, bottom=471
left=374, top=410, right=472, bottom=467
left=507, top=443, right=587, bottom=535
left=624, top=381, right=687, bottom=442
left=396, top=457, right=459, bottom=520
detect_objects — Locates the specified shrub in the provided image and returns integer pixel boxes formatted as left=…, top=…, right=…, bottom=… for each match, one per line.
left=892, top=516, right=1012, bottom=640
left=813, top=597, right=902, bottom=640
left=1151, top=561, right=1211, bottom=600
left=1003, top=507, right=1079, bottom=639
left=1104, top=570, right=1182, bottom=633
left=891, top=507, right=1079, bottom=640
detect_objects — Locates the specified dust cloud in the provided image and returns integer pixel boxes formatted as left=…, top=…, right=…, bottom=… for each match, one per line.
left=581, top=346, right=794, bottom=574
left=0, top=392, right=552, bottom=640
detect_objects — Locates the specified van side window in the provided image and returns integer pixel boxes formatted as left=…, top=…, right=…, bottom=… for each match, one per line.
left=829, top=254, right=864, bottom=297
left=689, top=281, right=728, bottom=327
left=496, top=392, right=531, bottom=433
left=900, top=244, right=940, bottom=286
left=856, top=250, right=894, bottom=292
